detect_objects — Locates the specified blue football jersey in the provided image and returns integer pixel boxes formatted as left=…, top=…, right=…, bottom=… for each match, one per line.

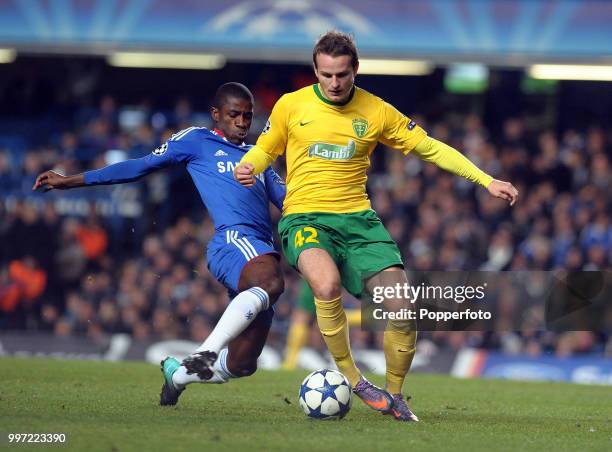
left=84, top=127, right=285, bottom=240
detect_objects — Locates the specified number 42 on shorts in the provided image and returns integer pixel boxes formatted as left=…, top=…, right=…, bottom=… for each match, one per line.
left=294, top=227, right=319, bottom=248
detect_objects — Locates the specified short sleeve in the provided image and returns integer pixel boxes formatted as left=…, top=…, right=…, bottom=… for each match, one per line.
left=379, top=101, right=427, bottom=155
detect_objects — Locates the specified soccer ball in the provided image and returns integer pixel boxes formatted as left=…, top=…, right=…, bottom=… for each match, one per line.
left=298, top=369, right=352, bottom=420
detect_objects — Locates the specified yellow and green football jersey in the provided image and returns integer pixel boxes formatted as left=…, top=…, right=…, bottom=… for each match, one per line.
left=253, top=84, right=427, bottom=215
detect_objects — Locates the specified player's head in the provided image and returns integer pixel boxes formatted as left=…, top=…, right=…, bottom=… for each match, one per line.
left=211, top=82, right=254, bottom=145
left=312, top=31, right=359, bottom=104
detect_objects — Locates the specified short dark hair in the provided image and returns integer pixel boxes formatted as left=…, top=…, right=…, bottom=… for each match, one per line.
left=312, top=31, right=359, bottom=69
left=213, top=82, right=254, bottom=109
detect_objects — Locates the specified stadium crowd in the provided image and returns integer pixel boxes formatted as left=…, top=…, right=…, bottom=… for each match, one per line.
left=1, top=80, right=610, bottom=359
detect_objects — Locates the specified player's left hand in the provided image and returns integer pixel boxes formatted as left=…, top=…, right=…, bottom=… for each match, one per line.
left=234, top=163, right=256, bottom=187
left=486, top=179, right=519, bottom=206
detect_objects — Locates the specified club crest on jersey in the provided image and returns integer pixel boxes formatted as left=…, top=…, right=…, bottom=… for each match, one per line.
left=262, top=119, right=271, bottom=134
left=352, top=118, right=368, bottom=138
left=153, top=143, right=168, bottom=155
left=308, top=140, right=356, bottom=160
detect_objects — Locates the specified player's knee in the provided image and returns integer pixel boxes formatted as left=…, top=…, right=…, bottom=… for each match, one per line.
left=310, top=280, right=341, bottom=301
left=258, top=276, right=284, bottom=305
left=365, top=266, right=406, bottom=295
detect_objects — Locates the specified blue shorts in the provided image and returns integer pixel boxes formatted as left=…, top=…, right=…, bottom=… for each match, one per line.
left=207, top=229, right=279, bottom=298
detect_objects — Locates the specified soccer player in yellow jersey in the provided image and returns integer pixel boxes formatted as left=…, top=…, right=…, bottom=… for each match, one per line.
left=235, top=31, right=518, bottom=422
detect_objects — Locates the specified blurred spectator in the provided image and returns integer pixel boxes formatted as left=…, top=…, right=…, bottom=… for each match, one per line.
left=0, top=256, right=47, bottom=328
left=75, top=211, right=109, bottom=261
left=0, top=150, right=16, bottom=192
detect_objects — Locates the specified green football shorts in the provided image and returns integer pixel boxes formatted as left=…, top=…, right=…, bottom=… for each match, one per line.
left=278, top=209, right=403, bottom=298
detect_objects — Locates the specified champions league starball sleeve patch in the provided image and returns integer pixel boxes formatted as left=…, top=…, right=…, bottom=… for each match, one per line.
left=262, top=119, right=271, bottom=134
left=153, top=143, right=168, bottom=155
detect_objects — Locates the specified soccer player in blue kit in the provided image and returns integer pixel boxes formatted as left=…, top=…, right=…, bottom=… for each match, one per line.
left=33, top=83, right=286, bottom=406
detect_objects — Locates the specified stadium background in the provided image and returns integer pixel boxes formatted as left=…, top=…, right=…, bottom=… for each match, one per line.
left=0, top=0, right=610, bottom=383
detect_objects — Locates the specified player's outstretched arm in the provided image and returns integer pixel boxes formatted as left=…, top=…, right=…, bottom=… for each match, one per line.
left=32, top=170, right=85, bottom=191
left=34, top=139, right=187, bottom=192
left=412, top=136, right=518, bottom=205
left=35, top=156, right=165, bottom=192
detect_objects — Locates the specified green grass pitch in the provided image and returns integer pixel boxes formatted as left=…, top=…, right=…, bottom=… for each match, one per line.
left=1, top=357, right=610, bottom=451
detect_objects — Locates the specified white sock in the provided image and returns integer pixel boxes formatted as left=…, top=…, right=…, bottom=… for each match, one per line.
left=172, top=348, right=235, bottom=387
left=172, top=366, right=200, bottom=387
left=211, top=348, right=236, bottom=381
left=195, top=287, right=269, bottom=355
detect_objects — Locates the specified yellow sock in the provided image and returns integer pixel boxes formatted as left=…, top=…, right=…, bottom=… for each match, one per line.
left=282, top=321, right=310, bottom=370
left=314, top=297, right=361, bottom=386
left=384, top=322, right=417, bottom=395
left=345, top=309, right=361, bottom=327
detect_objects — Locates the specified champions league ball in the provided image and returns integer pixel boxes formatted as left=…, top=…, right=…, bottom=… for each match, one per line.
left=298, top=369, right=352, bottom=420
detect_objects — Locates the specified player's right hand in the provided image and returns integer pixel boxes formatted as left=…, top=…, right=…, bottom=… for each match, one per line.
left=234, top=163, right=256, bottom=187
left=32, top=170, right=80, bottom=191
